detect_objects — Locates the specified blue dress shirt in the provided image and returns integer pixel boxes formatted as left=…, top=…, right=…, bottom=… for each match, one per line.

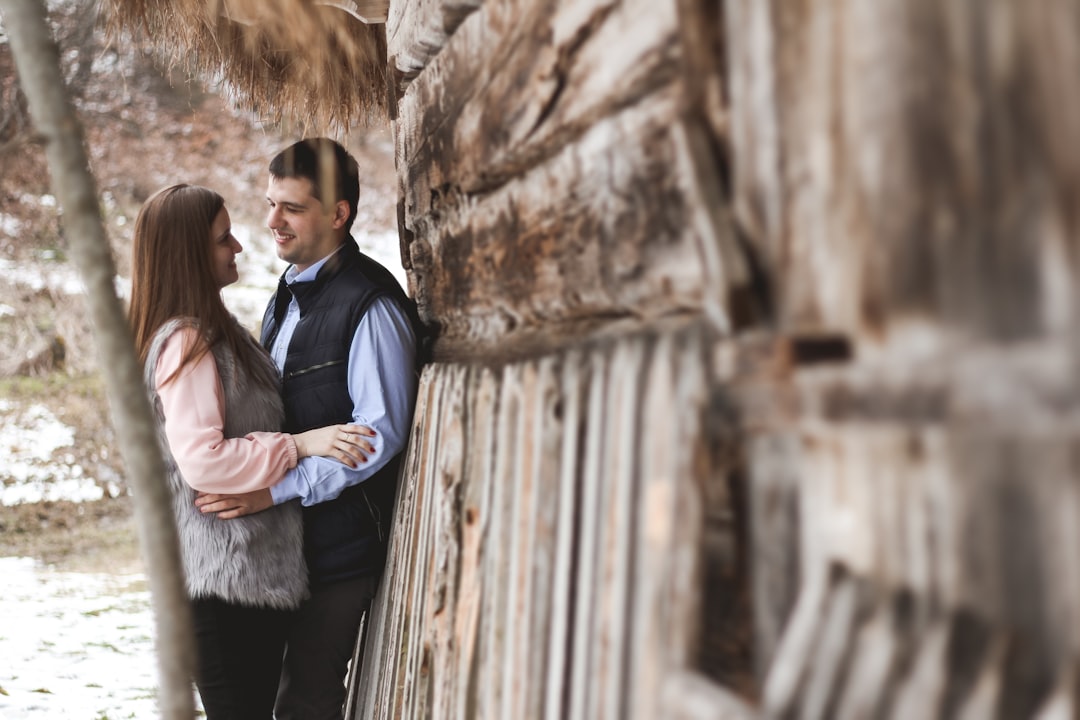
left=268, top=248, right=417, bottom=506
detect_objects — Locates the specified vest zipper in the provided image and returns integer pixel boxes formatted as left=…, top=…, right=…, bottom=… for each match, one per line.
left=285, top=358, right=345, bottom=380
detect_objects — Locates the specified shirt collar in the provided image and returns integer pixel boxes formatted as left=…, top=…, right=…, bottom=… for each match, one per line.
left=284, top=243, right=345, bottom=285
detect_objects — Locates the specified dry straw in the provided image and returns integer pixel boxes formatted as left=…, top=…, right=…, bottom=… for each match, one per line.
left=102, top=0, right=388, bottom=132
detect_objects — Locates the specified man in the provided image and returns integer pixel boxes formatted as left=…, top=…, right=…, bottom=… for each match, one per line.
left=197, top=137, right=419, bottom=719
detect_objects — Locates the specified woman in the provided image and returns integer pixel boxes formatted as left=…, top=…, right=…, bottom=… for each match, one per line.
left=129, top=184, right=371, bottom=718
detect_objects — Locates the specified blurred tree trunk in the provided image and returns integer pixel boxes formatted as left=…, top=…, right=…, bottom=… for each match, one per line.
left=0, top=2, right=196, bottom=718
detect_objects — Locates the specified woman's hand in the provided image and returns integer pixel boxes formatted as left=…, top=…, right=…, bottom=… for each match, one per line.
left=195, top=489, right=273, bottom=519
left=292, top=423, right=376, bottom=467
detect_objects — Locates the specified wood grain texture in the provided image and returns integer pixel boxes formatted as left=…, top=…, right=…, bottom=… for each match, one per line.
left=376, top=0, right=1080, bottom=717
left=351, top=320, right=749, bottom=718
left=726, top=0, right=1080, bottom=340
left=404, top=93, right=743, bottom=358
left=386, top=0, right=481, bottom=83
left=397, top=0, right=680, bottom=219
left=390, top=0, right=752, bottom=356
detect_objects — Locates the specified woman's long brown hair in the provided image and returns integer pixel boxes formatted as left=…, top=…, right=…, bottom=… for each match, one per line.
left=129, top=184, right=271, bottom=386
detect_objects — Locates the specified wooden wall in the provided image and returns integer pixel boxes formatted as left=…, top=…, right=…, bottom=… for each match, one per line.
left=357, top=0, right=1080, bottom=718
left=727, top=2, right=1080, bottom=717
left=355, top=322, right=754, bottom=719
left=357, top=0, right=758, bottom=716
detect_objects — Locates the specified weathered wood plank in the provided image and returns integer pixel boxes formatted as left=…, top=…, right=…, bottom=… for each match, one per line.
left=886, top=620, right=950, bottom=720
left=726, top=0, right=1080, bottom=338
left=795, top=571, right=872, bottom=720
left=475, top=364, right=523, bottom=717
left=795, top=423, right=955, bottom=597
left=395, top=361, right=445, bottom=719
left=502, top=357, right=564, bottom=719
left=370, top=0, right=1080, bottom=717
left=397, top=0, right=681, bottom=222
left=357, top=363, right=440, bottom=719
left=745, top=431, right=801, bottom=681
left=566, top=348, right=610, bottom=720
left=499, top=361, right=535, bottom=719
left=354, top=365, right=430, bottom=718
left=489, top=362, right=531, bottom=720
left=625, top=331, right=680, bottom=718
left=626, top=328, right=717, bottom=718
left=525, top=357, right=565, bottom=718
left=949, top=435, right=1062, bottom=719
left=425, top=365, right=469, bottom=718
left=386, top=0, right=481, bottom=83
left=589, top=338, right=646, bottom=720
left=832, top=592, right=909, bottom=720
left=359, top=321, right=757, bottom=718
left=451, top=366, right=500, bottom=717
left=542, top=349, right=589, bottom=720
left=796, top=341, right=1080, bottom=713
left=407, top=90, right=715, bottom=356
left=762, top=573, right=828, bottom=716
left=392, top=0, right=748, bottom=355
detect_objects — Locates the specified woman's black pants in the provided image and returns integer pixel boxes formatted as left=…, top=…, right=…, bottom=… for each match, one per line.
left=191, top=596, right=293, bottom=720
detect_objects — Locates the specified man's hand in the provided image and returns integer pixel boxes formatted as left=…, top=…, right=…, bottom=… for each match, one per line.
left=195, top=489, right=273, bottom=519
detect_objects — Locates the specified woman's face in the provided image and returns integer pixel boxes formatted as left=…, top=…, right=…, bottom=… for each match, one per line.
left=210, top=206, right=242, bottom=288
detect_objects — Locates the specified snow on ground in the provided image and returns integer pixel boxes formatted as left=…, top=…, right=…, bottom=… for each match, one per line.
left=0, top=557, right=161, bottom=719
left=0, top=400, right=114, bottom=506
left=0, top=257, right=86, bottom=295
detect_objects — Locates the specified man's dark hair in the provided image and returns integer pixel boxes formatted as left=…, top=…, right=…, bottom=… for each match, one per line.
left=269, top=138, right=361, bottom=232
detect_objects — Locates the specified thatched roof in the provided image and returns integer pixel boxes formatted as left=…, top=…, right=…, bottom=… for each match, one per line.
left=101, top=0, right=389, bottom=132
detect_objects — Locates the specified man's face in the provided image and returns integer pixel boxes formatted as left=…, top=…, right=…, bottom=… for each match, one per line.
left=265, top=175, right=348, bottom=272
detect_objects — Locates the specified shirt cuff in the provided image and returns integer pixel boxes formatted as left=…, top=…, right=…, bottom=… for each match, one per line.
left=284, top=435, right=298, bottom=468
left=270, top=469, right=303, bottom=505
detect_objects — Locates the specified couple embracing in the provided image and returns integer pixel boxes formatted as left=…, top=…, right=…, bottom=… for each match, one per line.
left=128, top=138, right=420, bottom=719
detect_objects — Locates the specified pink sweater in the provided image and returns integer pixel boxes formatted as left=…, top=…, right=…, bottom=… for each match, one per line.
left=155, top=326, right=298, bottom=493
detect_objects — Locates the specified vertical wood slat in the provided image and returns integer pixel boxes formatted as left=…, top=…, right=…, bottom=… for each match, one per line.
left=357, top=364, right=432, bottom=718
left=832, top=595, right=906, bottom=720
left=591, top=339, right=647, bottom=720
left=672, top=328, right=714, bottom=653
left=395, top=361, right=443, bottom=718
left=477, top=364, right=520, bottom=717
left=453, top=367, right=501, bottom=717
left=356, top=321, right=741, bottom=719
left=627, top=327, right=723, bottom=719
left=628, top=331, right=679, bottom=717
left=501, top=362, right=534, bottom=720
left=427, top=365, right=469, bottom=718
left=523, top=357, right=564, bottom=719
left=543, top=350, right=589, bottom=720
left=498, top=358, right=565, bottom=719
left=566, top=349, right=610, bottom=720
left=394, top=362, right=445, bottom=718
left=886, top=620, right=951, bottom=720
left=357, top=364, right=434, bottom=718
left=746, top=430, right=802, bottom=679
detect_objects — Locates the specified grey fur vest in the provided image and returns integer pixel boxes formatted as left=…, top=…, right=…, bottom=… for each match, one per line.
left=144, top=318, right=308, bottom=610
